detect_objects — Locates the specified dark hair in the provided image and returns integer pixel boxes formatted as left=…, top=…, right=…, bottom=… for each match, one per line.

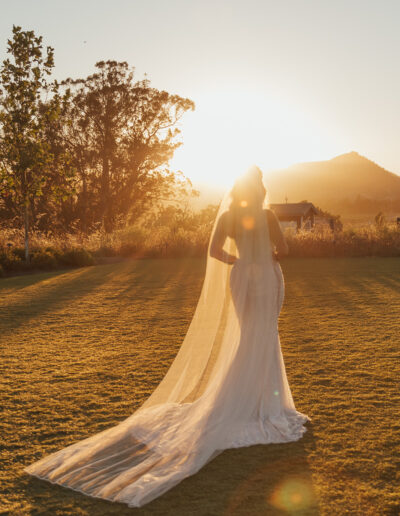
left=230, top=165, right=266, bottom=211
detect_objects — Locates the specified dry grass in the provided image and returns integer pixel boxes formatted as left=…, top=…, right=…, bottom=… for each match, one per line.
left=1, top=257, right=399, bottom=515
left=0, top=223, right=210, bottom=262
left=2, top=221, right=400, bottom=269
left=285, top=223, right=400, bottom=257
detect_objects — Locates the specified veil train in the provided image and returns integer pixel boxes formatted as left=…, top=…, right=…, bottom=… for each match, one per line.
left=24, top=168, right=310, bottom=507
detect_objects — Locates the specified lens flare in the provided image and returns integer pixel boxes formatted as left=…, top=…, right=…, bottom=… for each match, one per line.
left=240, top=200, right=248, bottom=207
left=241, top=215, right=254, bottom=230
left=270, top=477, right=313, bottom=512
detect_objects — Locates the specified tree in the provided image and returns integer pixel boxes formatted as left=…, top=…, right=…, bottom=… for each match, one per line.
left=0, top=26, right=74, bottom=260
left=62, top=61, right=195, bottom=233
left=119, top=83, right=195, bottom=227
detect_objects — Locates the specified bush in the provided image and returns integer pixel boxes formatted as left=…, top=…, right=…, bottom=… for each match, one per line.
left=118, top=243, right=140, bottom=257
left=31, top=250, right=58, bottom=270
left=12, top=247, right=26, bottom=260
left=44, top=246, right=63, bottom=261
left=0, top=250, right=25, bottom=271
left=59, top=248, right=94, bottom=267
left=94, top=245, right=118, bottom=258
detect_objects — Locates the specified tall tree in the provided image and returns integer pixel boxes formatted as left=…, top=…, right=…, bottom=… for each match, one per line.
left=0, top=26, right=73, bottom=259
left=63, top=61, right=195, bottom=232
left=119, top=83, right=196, bottom=226
left=29, top=94, right=77, bottom=232
left=62, top=61, right=134, bottom=232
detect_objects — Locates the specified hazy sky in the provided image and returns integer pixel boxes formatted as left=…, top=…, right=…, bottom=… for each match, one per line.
left=1, top=0, right=400, bottom=185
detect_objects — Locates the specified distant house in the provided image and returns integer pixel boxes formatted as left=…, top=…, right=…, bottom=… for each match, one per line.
left=270, top=202, right=319, bottom=230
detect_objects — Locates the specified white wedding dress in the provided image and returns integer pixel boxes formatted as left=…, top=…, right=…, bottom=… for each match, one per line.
left=24, top=179, right=310, bottom=507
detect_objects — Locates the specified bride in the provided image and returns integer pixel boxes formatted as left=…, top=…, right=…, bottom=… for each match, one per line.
left=24, top=166, right=310, bottom=508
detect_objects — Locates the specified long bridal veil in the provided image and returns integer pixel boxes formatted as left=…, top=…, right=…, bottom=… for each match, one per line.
left=24, top=167, right=310, bottom=507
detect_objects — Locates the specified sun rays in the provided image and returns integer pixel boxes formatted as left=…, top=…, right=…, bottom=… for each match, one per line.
left=171, top=89, right=330, bottom=188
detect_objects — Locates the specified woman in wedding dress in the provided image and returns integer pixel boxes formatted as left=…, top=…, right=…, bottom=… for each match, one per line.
left=24, top=166, right=310, bottom=508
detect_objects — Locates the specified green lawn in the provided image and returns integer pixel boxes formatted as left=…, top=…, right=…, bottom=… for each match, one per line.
left=1, top=258, right=399, bottom=515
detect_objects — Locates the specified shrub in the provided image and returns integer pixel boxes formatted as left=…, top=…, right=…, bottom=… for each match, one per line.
left=31, top=250, right=58, bottom=270
left=119, top=243, right=140, bottom=257
left=12, top=247, right=26, bottom=260
left=0, top=250, right=25, bottom=271
left=59, top=248, right=94, bottom=267
left=44, top=246, right=63, bottom=261
left=94, top=246, right=118, bottom=258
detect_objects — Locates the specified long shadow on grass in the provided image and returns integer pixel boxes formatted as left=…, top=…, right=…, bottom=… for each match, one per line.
left=373, top=274, right=400, bottom=294
left=22, top=426, right=319, bottom=516
left=0, top=265, right=128, bottom=337
left=0, top=268, right=74, bottom=292
left=0, top=259, right=198, bottom=343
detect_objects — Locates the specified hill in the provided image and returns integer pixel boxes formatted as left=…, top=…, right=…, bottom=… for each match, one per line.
left=266, top=152, right=400, bottom=215
left=194, top=152, right=400, bottom=219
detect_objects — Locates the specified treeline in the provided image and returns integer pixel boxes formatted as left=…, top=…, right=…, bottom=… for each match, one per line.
left=325, top=196, right=400, bottom=218
left=0, top=26, right=195, bottom=260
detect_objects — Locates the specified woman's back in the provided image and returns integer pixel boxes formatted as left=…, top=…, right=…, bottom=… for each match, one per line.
left=220, top=207, right=275, bottom=264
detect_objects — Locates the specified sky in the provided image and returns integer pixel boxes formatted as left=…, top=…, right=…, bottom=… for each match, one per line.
left=1, top=0, right=400, bottom=186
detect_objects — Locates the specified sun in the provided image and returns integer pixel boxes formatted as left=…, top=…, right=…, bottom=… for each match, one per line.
left=171, top=89, right=329, bottom=188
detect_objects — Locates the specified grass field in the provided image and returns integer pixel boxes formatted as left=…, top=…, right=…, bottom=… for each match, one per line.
left=1, top=257, right=399, bottom=515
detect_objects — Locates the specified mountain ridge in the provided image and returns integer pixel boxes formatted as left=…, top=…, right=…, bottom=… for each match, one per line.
left=193, top=152, right=400, bottom=218
left=265, top=151, right=400, bottom=206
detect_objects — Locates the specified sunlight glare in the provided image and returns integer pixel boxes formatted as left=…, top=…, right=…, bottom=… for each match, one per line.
left=171, top=90, right=329, bottom=188
left=241, top=215, right=255, bottom=230
left=270, top=477, right=313, bottom=512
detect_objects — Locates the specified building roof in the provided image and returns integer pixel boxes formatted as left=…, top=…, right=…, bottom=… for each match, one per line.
left=270, top=202, right=319, bottom=218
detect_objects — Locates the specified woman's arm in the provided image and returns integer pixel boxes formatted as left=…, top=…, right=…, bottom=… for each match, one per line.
left=209, top=213, right=237, bottom=264
left=267, top=209, right=289, bottom=259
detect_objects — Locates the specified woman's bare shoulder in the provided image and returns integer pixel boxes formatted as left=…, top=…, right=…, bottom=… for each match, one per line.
left=217, top=210, right=233, bottom=225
